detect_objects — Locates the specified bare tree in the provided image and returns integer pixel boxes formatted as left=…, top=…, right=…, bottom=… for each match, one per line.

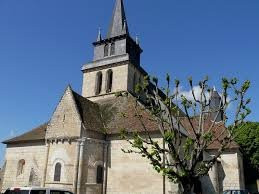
left=117, top=75, right=251, bottom=194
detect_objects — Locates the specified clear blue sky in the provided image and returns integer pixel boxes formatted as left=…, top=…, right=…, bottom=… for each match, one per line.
left=0, top=0, right=259, bottom=164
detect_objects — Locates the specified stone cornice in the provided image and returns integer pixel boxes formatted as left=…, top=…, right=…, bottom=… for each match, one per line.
left=46, top=136, right=79, bottom=144
left=81, top=54, right=129, bottom=72
left=85, top=137, right=107, bottom=145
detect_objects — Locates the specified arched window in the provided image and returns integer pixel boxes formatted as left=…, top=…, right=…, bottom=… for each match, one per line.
left=96, top=165, right=103, bottom=184
left=54, top=163, right=62, bottom=182
left=95, top=72, right=103, bottom=95
left=17, top=159, right=25, bottom=176
left=110, top=42, right=115, bottom=56
left=106, top=70, right=113, bottom=93
left=104, top=44, right=109, bottom=57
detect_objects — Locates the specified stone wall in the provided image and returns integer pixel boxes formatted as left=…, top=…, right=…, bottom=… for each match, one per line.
left=106, top=139, right=177, bottom=194
left=221, top=151, right=245, bottom=190
left=45, top=141, right=78, bottom=192
left=1, top=142, right=46, bottom=192
left=1, top=138, right=246, bottom=194
left=105, top=138, right=246, bottom=194
left=82, top=140, right=105, bottom=194
left=0, top=166, right=3, bottom=192
left=46, top=87, right=82, bottom=139
left=201, top=150, right=245, bottom=194
left=127, top=63, right=144, bottom=94
left=82, top=64, right=129, bottom=100
left=82, top=61, right=146, bottom=102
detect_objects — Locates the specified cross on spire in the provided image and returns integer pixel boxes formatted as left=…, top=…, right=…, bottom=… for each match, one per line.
left=107, top=0, right=129, bottom=38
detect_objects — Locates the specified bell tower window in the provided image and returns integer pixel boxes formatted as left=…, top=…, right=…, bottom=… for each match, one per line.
left=104, top=44, right=109, bottom=57
left=110, top=42, right=115, bottom=56
left=96, top=72, right=103, bottom=95
left=106, top=70, right=113, bottom=93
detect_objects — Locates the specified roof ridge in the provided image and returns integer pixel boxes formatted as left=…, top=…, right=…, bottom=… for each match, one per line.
left=2, top=122, right=48, bottom=144
left=70, top=90, right=104, bottom=132
left=71, top=90, right=98, bottom=107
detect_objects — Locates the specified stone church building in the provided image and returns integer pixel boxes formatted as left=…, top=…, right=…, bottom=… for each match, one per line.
left=1, top=0, right=245, bottom=193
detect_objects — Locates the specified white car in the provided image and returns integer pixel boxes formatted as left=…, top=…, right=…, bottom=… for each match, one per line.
left=3, top=187, right=73, bottom=194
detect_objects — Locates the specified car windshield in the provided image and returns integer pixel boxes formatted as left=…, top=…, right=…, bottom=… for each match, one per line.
left=4, top=190, right=29, bottom=194
left=30, top=190, right=46, bottom=194
left=4, top=190, right=46, bottom=194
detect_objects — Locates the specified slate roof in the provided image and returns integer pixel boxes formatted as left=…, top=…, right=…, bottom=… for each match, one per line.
left=95, top=95, right=160, bottom=135
left=72, top=87, right=167, bottom=135
left=107, top=0, right=128, bottom=38
left=3, top=92, right=160, bottom=144
left=180, top=117, right=239, bottom=150
left=2, top=123, right=47, bottom=144
left=72, top=91, right=104, bottom=132
left=211, top=88, right=221, bottom=98
left=3, top=88, right=238, bottom=151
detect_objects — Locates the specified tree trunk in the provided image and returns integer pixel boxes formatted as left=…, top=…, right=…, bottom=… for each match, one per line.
left=179, top=181, right=193, bottom=194
left=180, top=177, right=202, bottom=194
left=182, top=184, right=193, bottom=194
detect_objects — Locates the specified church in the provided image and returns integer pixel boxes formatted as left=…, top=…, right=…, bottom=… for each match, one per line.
left=0, top=0, right=246, bottom=193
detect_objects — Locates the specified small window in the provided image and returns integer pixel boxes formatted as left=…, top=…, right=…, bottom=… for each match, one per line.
left=110, top=42, right=115, bottom=56
left=17, top=159, right=25, bottom=176
left=104, top=44, right=109, bottom=57
left=54, top=163, right=62, bottom=182
left=96, top=165, right=103, bottom=184
left=95, top=72, right=103, bottom=95
left=106, top=70, right=113, bottom=93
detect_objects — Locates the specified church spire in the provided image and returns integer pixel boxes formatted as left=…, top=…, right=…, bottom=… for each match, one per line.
left=107, top=0, right=128, bottom=38
left=209, top=88, right=223, bottom=122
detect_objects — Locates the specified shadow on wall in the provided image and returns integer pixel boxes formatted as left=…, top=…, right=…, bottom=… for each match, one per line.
left=218, top=161, right=226, bottom=193
left=108, top=143, right=111, bottom=169
left=201, top=175, right=217, bottom=194
left=201, top=162, right=226, bottom=194
left=28, top=167, right=41, bottom=187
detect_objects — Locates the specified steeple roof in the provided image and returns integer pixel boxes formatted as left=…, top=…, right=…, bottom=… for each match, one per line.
left=211, top=87, right=221, bottom=99
left=107, top=0, right=128, bottom=38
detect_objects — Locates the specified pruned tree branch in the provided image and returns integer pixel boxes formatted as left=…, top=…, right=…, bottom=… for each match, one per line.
left=118, top=75, right=251, bottom=194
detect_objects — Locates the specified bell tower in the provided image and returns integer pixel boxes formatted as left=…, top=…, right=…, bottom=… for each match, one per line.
left=81, top=0, right=146, bottom=101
